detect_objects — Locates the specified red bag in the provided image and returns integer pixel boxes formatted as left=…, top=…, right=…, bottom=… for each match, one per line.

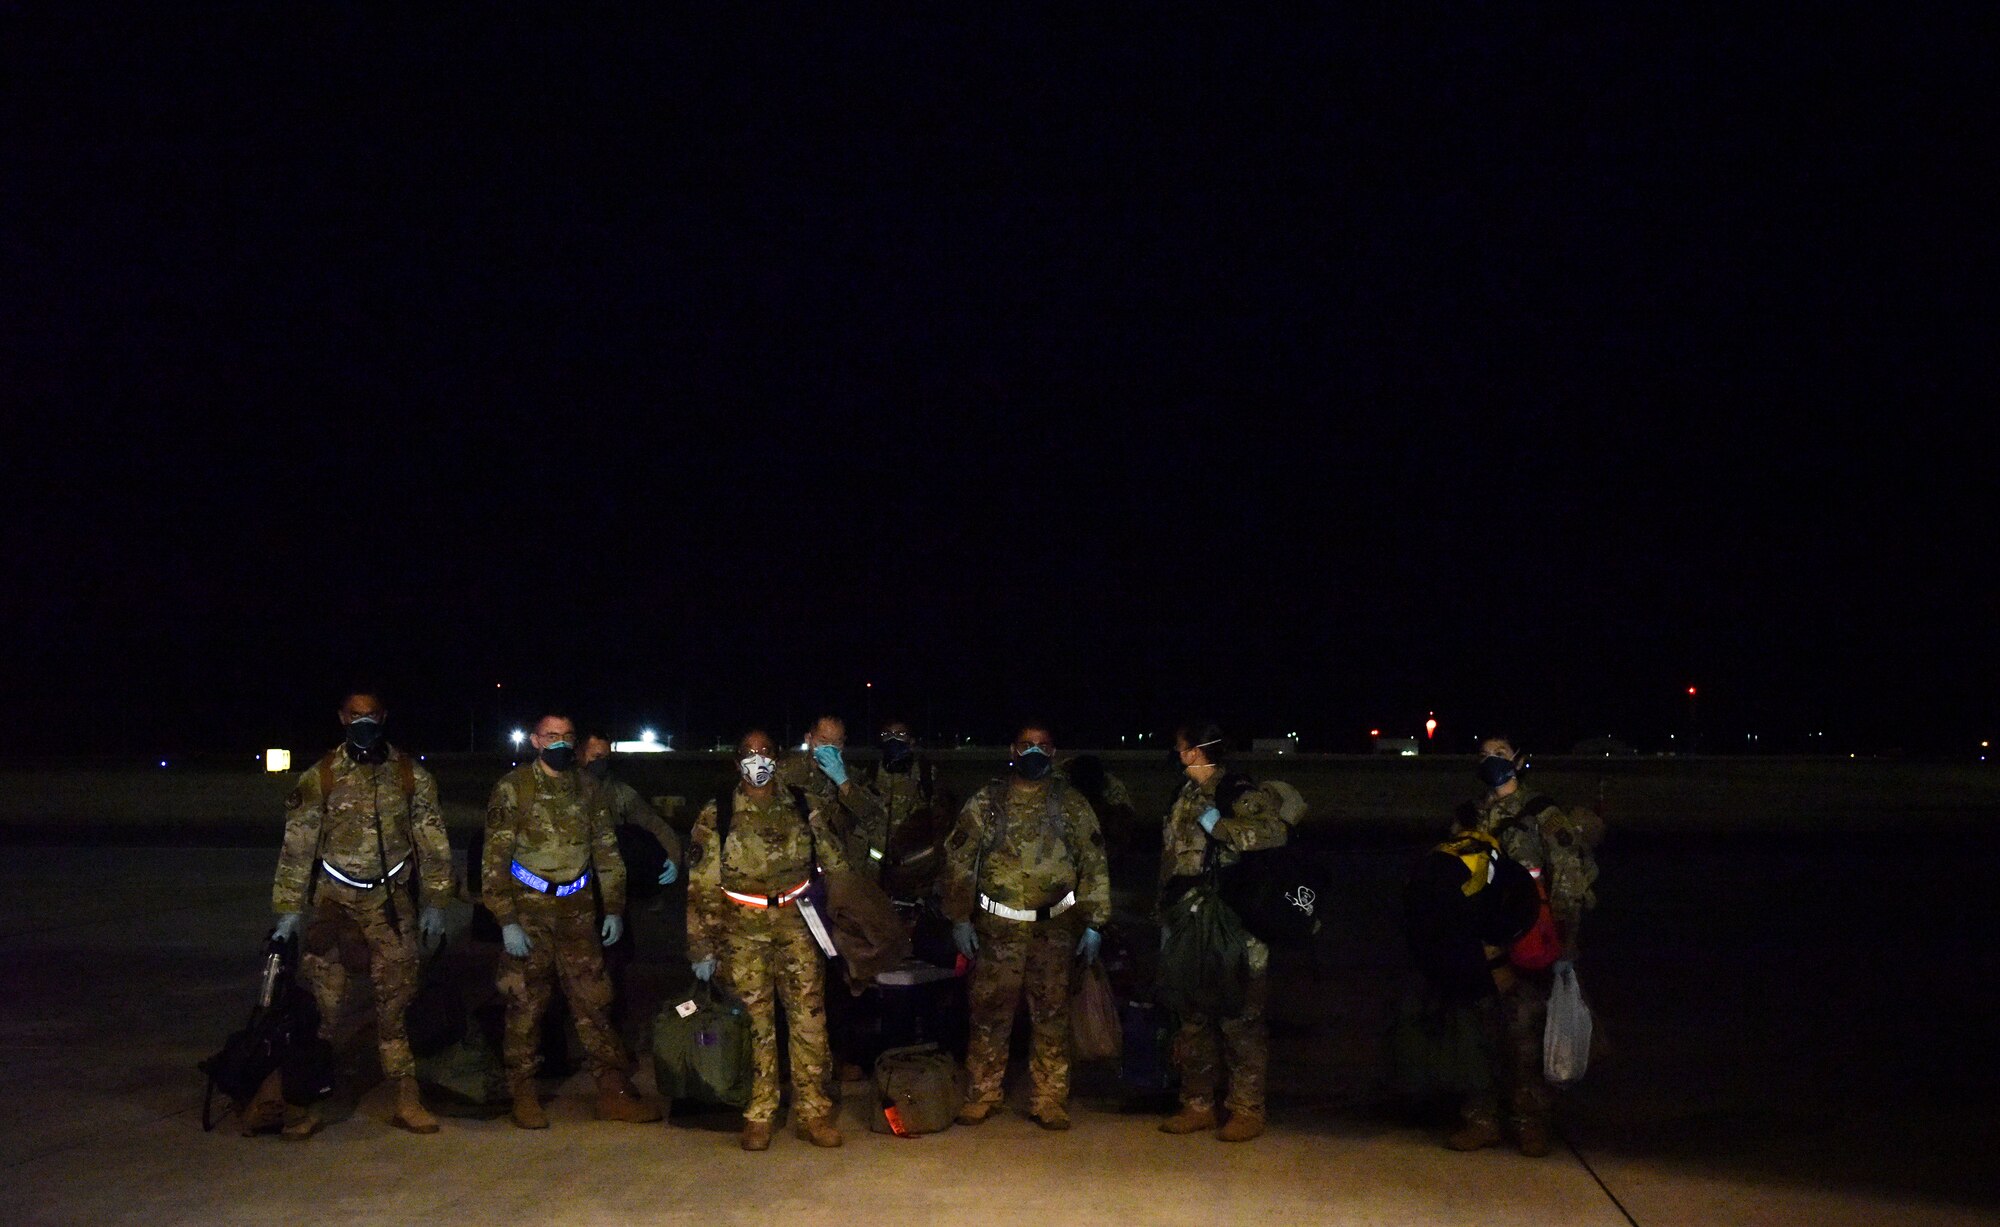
left=1507, top=874, right=1561, bottom=971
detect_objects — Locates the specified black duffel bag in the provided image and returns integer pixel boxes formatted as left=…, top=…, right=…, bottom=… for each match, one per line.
left=198, top=933, right=335, bottom=1131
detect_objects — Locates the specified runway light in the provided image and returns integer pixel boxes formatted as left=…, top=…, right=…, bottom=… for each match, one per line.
left=159, top=760, right=168, bottom=768
left=509, top=729, right=526, bottom=747
left=265, top=749, right=292, bottom=773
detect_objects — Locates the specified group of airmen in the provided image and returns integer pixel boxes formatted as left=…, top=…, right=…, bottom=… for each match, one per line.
left=258, top=690, right=1588, bottom=1157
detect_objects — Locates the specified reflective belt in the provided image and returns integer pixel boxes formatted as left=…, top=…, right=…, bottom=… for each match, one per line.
left=978, top=890, right=1076, bottom=923
left=321, top=858, right=407, bottom=890
left=721, top=876, right=814, bottom=910
left=509, top=861, right=593, bottom=898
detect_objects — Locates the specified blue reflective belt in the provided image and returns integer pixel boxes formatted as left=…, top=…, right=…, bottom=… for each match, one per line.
left=510, top=861, right=592, bottom=897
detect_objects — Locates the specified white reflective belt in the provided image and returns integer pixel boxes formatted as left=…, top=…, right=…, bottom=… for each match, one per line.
left=321, top=858, right=406, bottom=889
left=978, top=890, right=1076, bottom=922
left=721, top=877, right=813, bottom=909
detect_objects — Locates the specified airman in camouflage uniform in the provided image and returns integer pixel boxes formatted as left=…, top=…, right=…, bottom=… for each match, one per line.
left=857, top=720, right=952, bottom=899
left=686, top=729, right=849, bottom=1150
left=1450, top=734, right=1601, bottom=1157
left=269, top=692, right=451, bottom=1137
left=1156, top=723, right=1293, bottom=1142
left=943, top=724, right=1110, bottom=1130
left=580, top=733, right=684, bottom=872
left=778, top=714, right=885, bottom=866
left=484, top=713, right=658, bottom=1129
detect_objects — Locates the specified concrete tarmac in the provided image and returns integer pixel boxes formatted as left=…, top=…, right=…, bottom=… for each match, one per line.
left=1, top=846, right=1993, bottom=1226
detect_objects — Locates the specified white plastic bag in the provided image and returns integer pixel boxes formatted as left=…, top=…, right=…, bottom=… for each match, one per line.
left=1543, top=961, right=1593, bottom=1086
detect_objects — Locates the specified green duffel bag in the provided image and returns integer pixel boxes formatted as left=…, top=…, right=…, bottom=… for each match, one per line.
left=414, top=1021, right=510, bottom=1118
left=1156, top=880, right=1251, bottom=1019
left=652, top=982, right=752, bottom=1109
left=869, top=1043, right=961, bottom=1136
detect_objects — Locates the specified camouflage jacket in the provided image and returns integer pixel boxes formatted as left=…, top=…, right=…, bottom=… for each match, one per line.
left=1474, top=789, right=1600, bottom=924
left=274, top=745, right=452, bottom=914
left=857, top=762, right=944, bottom=860
left=1157, top=772, right=1294, bottom=891
left=483, top=763, right=625, bottom=924
left=778, top=750, right=885, bottom=848
left=685, top=785, right=850, bottom=963
left=600, top=773, right=682, bottom=864
left=943, top=779, right=1110, bottom=927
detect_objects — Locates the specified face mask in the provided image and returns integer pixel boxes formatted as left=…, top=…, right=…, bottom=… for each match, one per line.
left=582, top=759, right=611, bottom=781
left=740, top=753, right=777, bottom=788
left=1012, top=745, right=1053, bottom=781
left=540, top=740, right=577, bottom=772
left=880, top=738, right=914, bottom=772
left=346, top=715, right=384, bottom=751
left=1477, top=754, right=1516, bottom=788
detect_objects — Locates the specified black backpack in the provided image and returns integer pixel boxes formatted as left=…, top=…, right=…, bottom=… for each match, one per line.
left=198, top=933, right=335, bottom=1130
left=1166, top=773, right=1327, bottom=950
left=1403, top=829, right=1541, bottom=1004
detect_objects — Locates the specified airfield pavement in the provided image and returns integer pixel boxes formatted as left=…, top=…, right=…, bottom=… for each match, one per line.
left=2, top=758, right=1997, bottom=1225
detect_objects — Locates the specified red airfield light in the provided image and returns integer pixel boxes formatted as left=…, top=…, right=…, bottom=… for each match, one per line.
left=1369, top=729, right=1381, bottom=738
left=1425, top=717, right=1438, bottom=739
left=1687, top=686, right=1697, bottom=696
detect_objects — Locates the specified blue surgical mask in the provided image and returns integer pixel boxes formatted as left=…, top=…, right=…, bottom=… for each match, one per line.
left=1012, top=745, right=1053, bottom=782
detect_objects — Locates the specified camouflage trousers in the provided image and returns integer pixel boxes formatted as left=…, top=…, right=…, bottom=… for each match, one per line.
left=965, top=909, right=1079, bottom=1115
left=1177, top=937, right=1270, bottom=1115
left=715, top=901, right=832, bottom=1126
left=1463, top=966, right=1554, bottom=1130
left=302, top=879, right=421, bottom=1079
left=494, top=892, right=629, bottom=1081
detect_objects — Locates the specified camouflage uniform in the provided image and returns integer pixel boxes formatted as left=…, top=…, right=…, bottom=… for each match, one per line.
left=273, top=745, right=453, bottom=1080
left=686, top=786, right=849, bottom=1125
left=857, top=761, right=949, bottom=897
left=778, top=752, right=883, bottom=862
left=483, top=763, right=631, bottom=1080
left=1461, top=789, right=1598, bottom=1134
left=599, top=772, right=683, bottom=866
left=943, top=780, right=1110, bottom=1117
left=1157, top=775, right=1292, bottom=1116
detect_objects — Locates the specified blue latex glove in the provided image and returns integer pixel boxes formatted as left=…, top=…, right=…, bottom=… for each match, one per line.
left=1197, top=805, right=1222, bottom=834
left=600, top=914, right=624, bottom=946
left=501, top=923, right=532, bottom=958
left=813, top=743, right=849, bottom=786
left=657, top=860, right=679, bottom=886
left=952, top=920, right=979, bottom=957
left=272, top=912, right=303, bottom=941
left=1076, top=926, right=1102, bottom=964
left=692, top=956, right=716, bottom=982
left=418, top=906, right=446, bottom=943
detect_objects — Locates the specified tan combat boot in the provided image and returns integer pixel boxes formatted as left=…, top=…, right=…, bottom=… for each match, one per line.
left=1515, top=1118, right=1554, bottom=1157
left=1029, top=1104, right=1070, bottom=1131
left=391, top=1077, right=440, bottom=1134
left=740, top=1120, right=772, bottom=1151
left=1159, top=1104, right=1218, bottom=1134
left=794, top=1116, right=843, bottom=1148
left=510, top=1078, right=549, bottom=1130
left=1446, top=1118, right=1502, bottom=1151
left=593, top=1070, right=663, bottom=1123
left=954, top=1100, right=997, bottom=1126
left=1217, top=1109, right=1265, bottom=1142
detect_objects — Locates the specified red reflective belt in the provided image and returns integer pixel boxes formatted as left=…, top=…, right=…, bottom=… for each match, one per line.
left=721, top=877, right=813, bottom=909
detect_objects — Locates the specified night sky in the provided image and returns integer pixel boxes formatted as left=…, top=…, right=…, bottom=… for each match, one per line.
left=5, top=9, right=1990, bottom=758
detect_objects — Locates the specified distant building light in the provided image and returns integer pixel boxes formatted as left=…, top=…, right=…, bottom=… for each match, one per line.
left=1399, top=748, right=1418, bottom=757
left=510, top=729, right=526, bottom=747
left=265, top=749, right=292, bottom=773
left=159, top=760, right=168, bottom=768
left=640, top=728, right=658, bottom=744
left=611, top=740, right=667, bottom=754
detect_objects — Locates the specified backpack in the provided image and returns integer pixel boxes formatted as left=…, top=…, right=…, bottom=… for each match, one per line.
left=651, top=981, right=753, bottom=1108
left=198, top=933, right=335, bottom=1131
left=869, top=1043, right=961, bottom=1136
left=1203, top=774, right=1326, bottom=949
left=1403, top=829, right=1540, bottom=1003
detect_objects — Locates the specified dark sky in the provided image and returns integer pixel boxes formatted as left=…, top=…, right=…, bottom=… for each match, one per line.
left=4, top=8, right=1991, bottom=757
